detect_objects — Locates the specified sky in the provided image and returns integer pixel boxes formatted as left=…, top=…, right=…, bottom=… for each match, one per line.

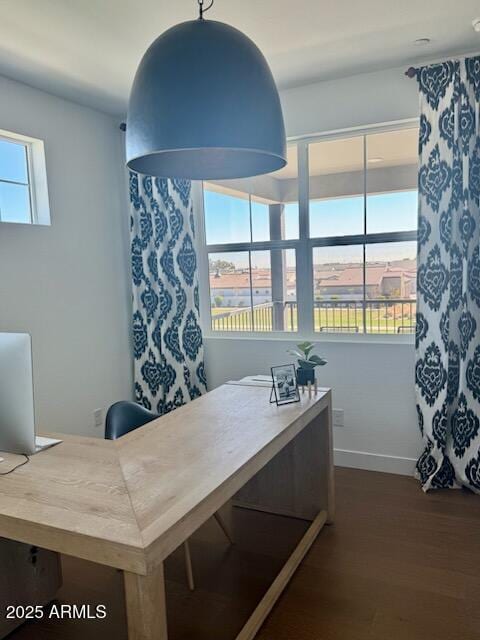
left=0, top=136, right=417, bottom=252
left=205, top=188, right=418, bottom=268
left=0, top=139, right=32, bottom=224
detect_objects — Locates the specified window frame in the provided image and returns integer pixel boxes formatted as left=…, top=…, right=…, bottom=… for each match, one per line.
left=195, top=118, right=419, bottom=342
left=0, top=129, right=50, bottom=226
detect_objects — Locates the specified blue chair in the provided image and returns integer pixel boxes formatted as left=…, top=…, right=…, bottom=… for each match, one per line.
left=105, top=401, right=158, bottom=440
left=105, top=400, right=232, bottom=590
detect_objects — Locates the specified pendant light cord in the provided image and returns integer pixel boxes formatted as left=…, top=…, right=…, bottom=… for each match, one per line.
left=198, top=0, right=214, bottom=19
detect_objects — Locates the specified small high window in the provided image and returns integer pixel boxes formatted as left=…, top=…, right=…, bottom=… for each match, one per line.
left=0, top=129, right=50, bottom=225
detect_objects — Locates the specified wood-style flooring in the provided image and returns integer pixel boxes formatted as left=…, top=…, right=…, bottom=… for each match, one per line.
left=7, top=467, right=480, bottom=640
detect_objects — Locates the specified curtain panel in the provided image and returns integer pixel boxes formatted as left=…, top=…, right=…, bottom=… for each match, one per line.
left=129, top=173, right=207, bottom=415
left=415, top=56, right=480, bottom=492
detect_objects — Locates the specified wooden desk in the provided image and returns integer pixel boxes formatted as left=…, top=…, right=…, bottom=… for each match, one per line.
left=0, top=384, right=334, bottom=640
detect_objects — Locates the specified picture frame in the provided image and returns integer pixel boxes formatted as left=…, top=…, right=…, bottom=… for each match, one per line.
left=270, top=364, right=300, bottom=406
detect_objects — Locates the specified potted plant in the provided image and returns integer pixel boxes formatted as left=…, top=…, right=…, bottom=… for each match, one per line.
left=287, top=341, right=327, bottom=386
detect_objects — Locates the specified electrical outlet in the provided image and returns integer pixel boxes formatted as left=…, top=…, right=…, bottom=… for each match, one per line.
left=333, top=409, right=344, bottom=427
left=94, top=408, right=103, bottom=429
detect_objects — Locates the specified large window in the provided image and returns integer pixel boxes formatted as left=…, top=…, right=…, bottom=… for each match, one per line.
left=0, top=129, right=50, bottom=225
left=202, top=145, right=299, bottom=332
left=200, top=123, right=418, bottom=336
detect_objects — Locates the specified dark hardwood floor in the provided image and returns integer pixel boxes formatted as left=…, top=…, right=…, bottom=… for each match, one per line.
left=7, top=467, right=480, bottom=640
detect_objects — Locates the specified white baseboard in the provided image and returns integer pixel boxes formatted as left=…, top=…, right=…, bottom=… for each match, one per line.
left=334, top=448, right=417, bottom=476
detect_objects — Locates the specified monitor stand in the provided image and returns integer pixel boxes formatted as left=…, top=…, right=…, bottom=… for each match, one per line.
left=34, top=436, right=62, bottom=453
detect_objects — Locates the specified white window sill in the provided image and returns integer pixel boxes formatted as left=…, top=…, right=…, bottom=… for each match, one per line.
left=202, top=330, right=415, bottom=346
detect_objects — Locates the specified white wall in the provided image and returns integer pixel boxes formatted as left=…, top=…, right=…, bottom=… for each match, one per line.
left=203, top=66, right=422, bottom=475
left=281, top=66, right=418, bottom=138
left=204, top=337, right=420, bottom=474
left=0, top=74, right=132, bottom=437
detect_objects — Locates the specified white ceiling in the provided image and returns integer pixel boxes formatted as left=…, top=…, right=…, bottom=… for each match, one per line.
left=0, top=0, right=479, bottom=116
left=274, top=126, right=419, bottom=179
left=208, top=126, right=418, bottom=202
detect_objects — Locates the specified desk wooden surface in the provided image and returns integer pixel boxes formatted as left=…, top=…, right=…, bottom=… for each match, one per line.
left=0, top=385, right=331, bottom=577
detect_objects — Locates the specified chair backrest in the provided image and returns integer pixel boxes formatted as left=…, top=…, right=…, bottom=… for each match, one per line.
left=105, top=401, right=158, bottom=440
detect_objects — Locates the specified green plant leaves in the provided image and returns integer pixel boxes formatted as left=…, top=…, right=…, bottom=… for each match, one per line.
left=297, top=341, right=314, bottom=357
left=298, top=359, right=316, bottom=369
left=288, top=342, right=327, bottom=369
left=287, top=349, right=305, bottom=360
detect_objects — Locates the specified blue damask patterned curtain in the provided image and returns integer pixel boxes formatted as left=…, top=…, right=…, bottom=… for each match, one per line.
left=129, top=173, right=207, bottom=414
left=415, top=56, right=480, bottom=492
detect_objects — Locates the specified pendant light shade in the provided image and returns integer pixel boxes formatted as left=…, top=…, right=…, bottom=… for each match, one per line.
left=126, top=18, right=286, bottom=180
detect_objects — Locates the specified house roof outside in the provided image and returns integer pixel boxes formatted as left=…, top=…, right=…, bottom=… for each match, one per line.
left=317, top=266, right=385, bottom=288
left=210, top=260, right=416, bottom=292
left=210, top=272, right=272, bottom=289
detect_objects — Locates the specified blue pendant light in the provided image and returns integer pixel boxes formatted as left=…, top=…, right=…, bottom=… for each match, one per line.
left=126, top=0, right=286, bottom=180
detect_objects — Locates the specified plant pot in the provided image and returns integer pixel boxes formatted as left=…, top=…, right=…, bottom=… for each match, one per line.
left=296, top=367, right=315, bottom=386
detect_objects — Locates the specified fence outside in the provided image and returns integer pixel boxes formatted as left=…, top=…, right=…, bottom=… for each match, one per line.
left=211, top=299, right=416, bottom=334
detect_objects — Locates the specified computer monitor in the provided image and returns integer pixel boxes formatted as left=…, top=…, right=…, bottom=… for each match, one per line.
left=0, top=333, right=37, bottom=454
left=0, top=333, right=61, bottom=456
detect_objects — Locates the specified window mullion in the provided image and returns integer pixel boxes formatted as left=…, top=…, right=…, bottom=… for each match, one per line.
left=206, top=239, right=299, bottom=253
left=362, top=134, right=367, bottom=334
left=194, top=181, right=213, bottom=332
left=0, top=178, right=29, bottom=187
left=25, top=144, right=35, bottom=224
left=308, top=230, right=418, bottom=248
left=248, top=250, right=254, bottom=331
left=296, top=140, right=314, bottom=337
left=247, top=195, right=255, bottom=331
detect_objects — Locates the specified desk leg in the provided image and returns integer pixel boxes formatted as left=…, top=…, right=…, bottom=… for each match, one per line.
left=124, top=563, right=168, bottom=640
left=319, top=398, right=335, bottom=524
left=232, top=400, right=335, bottom=640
